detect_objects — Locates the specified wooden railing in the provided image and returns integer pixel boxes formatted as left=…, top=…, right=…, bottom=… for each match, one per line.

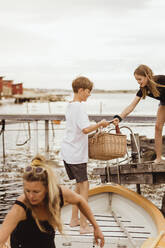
left=0, top=114, right=156, bottom=163
left=0, top=113, right=156, bottom=123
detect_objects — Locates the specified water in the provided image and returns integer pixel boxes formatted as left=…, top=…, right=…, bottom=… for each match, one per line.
left=0, top=93, right=164, bottom=223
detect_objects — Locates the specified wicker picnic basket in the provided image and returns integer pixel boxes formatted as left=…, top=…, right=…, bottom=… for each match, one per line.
left=88, top=126, right=127, bottom=160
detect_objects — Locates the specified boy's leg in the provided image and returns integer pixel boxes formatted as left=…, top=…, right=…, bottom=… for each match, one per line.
left=63, top=161, right=80, bottom=226
left=79, top=180, right=93, bottom=234
left=64, top=161, right=92, bottom=232
left=70, top=183, right=80, bottom=227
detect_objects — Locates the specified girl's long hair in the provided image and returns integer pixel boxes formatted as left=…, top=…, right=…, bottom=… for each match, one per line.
left=134, top=64, right=160, bottom=99
left=23, top=155, right=63, bottom=234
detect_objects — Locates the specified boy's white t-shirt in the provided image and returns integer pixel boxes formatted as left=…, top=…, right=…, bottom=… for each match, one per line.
left=61, top=102, right=90, bottom=164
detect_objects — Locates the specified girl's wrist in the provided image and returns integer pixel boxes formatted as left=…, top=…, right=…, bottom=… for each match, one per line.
left=113, top=115, right=122, bottom=122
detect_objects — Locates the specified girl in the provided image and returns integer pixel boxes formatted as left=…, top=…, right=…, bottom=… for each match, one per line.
left=114, top=64, right=165, bottom=164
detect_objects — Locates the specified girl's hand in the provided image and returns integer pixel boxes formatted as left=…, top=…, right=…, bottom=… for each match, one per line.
left=0, top=242, right=10, bottom=248
left=113, top=118, right=120, bottom=126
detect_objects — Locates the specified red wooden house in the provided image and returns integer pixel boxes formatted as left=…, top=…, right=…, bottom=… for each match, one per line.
left=12, top=83, right=23, bottom=95
left=1, top=80, right=13, bottom=96
left=0, top=76, right=23, bottom=97
left=0, top=77, right=4, bottom=93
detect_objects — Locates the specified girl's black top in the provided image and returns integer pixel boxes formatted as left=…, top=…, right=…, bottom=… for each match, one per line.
left=136, top=75, right=165, bottom=102
left=10, top=187, right=64, bottom=248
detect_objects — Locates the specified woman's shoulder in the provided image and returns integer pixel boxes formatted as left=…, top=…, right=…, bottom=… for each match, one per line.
left=14, top=194, right=28, bottom=211
left=8, top=195, right=27, bottom=221
left=136, top=88, right=142, bottom=97
left=16, top=194, right=26, bottom=203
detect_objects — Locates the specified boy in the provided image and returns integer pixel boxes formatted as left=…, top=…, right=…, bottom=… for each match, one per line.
left=61, top=76, right=109, bottom=234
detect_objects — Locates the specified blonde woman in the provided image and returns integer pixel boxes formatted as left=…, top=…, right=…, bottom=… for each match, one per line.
left=114, top=64, right=165, bottom=164
left=0, top=155, right=104, bottom=248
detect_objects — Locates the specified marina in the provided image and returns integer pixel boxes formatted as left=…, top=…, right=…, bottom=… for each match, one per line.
left=0, top=113, right=159, bottom=163
left=0, top=114, right=165, bottom=213
left=0, top=96, right=165, bottom=247
left=0, top=0, right=165, bottom=246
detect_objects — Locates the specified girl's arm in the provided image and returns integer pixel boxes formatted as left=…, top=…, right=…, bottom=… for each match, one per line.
left=61, top=186, right=104, bottom=247
left=120, top=96, right=141, bottom=119
left=0, top=197, right=26, bottom=246
left=113, top=96, right=141, bottom=125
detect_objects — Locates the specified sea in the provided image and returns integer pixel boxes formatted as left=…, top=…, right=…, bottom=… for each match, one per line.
left=0, top=92, right=164, bottom=223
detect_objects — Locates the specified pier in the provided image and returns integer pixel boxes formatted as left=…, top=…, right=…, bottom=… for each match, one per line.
left=13, top=94, right=67, bottom=103
left=0, top=113, right=161, bottom=162
left=0, top=113, right=157, bottom=159
left=0, top=113, right=165, bottom=214
left=0, top=113, right=157, bottom=123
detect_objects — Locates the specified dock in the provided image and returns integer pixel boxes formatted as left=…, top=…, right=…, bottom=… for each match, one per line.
left=0, top=113, right=157, bottom=123
left=93, top=162, right=165, bottom=184
left=0, top=113, right=165, bottom=215
left=13, top=93, right=67, bottom=103
left=0, top=113, right=161, bottom=161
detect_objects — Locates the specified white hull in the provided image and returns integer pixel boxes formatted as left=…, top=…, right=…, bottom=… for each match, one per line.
left=56, top=184, right=165, bottom=248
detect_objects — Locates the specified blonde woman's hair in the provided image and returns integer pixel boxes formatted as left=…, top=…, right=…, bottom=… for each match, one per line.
left=23, top=155, right=63, bottom=234
left=134, top=64, right=160, bottom=99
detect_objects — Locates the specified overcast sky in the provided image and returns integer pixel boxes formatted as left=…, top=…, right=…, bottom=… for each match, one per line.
left=0, top=0, right=165, bottom=90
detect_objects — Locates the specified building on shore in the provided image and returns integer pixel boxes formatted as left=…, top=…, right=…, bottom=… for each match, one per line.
left=12, top=83, right=23, bottom=95
left=0, top=76, right=23, bottom=98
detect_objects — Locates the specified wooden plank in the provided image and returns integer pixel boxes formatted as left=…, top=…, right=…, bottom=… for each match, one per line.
left=152, top=163, right=165, bottom=172
left=110, top=164, right=154, bottom=174
left=0, top=114, right=66, bottom=121
left=105, top=173, right=153, bottom=184
left=99, top=172, right=153, bottom=184
left=93, top=164, right=165, bottom=184
left=153, top=173, right=165, bottom=184
left=93, top=163, right=165, bottom=176
left=0, top=114, right=156, bottom=123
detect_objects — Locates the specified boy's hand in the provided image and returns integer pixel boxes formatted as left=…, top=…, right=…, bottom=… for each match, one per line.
left=98, top=119, right=110, bottom=128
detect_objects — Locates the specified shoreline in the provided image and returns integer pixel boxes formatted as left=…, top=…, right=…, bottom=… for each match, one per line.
left=0, top=88, right=137, bottom=103
left=23, top=88, right=137, bottom=94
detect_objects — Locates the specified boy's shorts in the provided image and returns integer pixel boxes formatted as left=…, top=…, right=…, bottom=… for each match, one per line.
left=63, top=161, right=88, bottom=183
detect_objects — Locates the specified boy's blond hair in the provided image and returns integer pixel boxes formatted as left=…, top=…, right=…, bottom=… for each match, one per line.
left=72, top=76, right=93, bottom=93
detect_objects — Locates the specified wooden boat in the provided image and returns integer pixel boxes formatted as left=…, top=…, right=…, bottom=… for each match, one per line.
left=56, top=184, right=165, bottom=248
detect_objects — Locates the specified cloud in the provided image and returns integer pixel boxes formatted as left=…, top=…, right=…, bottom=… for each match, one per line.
left=0, top=0, right=164, bottom=89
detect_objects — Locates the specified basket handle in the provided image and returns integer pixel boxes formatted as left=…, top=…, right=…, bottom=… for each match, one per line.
left=115, top=125, right=121, bottom=134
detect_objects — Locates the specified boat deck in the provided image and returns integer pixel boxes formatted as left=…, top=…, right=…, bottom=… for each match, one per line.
left=56, top=212, right=151, bottom=248
left=56, top=190, right=157, bottom=248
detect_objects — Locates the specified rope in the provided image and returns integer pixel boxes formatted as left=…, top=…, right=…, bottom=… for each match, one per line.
left=116, top=159, right=121, bottom=184
left=106, top=163, right=111, bottom=183
left=0, top=119, right=5, bottom=136
left=16, top=122, right=31, bottom=146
